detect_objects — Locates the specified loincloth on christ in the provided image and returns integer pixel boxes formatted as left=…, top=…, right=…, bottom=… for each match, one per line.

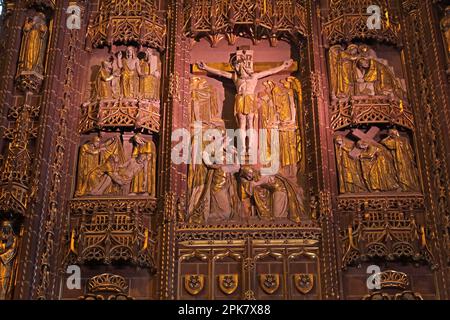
left=234, top=94, right=257, bottom=115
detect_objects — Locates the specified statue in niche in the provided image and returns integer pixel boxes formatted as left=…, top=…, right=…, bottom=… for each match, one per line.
left=381, top=129, right=420, bottom=192
left=117, top=46, right=142, bottom=98
left=356, top=140, right=400, bottom=192
left=0, top=220, right=18, bottom=300
left=329, top=44, right=405, bottom=100
left=190, top=77, right=223, bottom=128
left=94, top=60, right=114, bottom=99
left=17, top=13, right=48, bottom=75
left=140, top=48, right=160, bottom=100
left=334, top=135, right=367, bottom=193
left=197, top=47, right=293, bottom=154
left=188, top=150, right=241, bottom=224
left=239, top=166, right=303, bottom=222
left=129, top=133, right=156, bottom=197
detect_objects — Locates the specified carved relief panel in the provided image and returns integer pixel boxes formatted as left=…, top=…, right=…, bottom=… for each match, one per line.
left=185, top=39, right=310, bottom=226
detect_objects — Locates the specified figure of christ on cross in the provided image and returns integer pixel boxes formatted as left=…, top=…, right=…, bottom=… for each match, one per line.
left=197, top=54, right=293, bottom=162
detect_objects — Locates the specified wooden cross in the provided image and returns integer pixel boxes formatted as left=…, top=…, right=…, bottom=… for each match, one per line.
left=349, top=127, right=381, bottom=159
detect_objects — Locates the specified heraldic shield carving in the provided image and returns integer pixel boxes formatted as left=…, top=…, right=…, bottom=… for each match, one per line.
left=294, top=274, right=314, bottom=294
left=218, top=274, right=239, bottom=295
left=259, top=274, right=280, bottom=295
left=184, top=274, right=205, bottom=295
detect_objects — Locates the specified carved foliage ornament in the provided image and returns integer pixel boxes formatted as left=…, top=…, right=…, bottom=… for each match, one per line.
left=183, top=0, right=308, bottom=47
left=323, top=0, right=401, bottom=46
left=87, top=0, right=166, bottom=51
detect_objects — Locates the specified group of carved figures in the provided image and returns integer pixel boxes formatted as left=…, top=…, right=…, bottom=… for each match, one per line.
left=93, top=46, right=160, bottom=101
left=188, top=162, right=304, bottom=224
left=335, top=129, right=420, bottom=194
left=188, top=79, right=305, bottom=223
left=329, top=44, right=406, bottom=100
left=75, top=134, right=156, bottom=197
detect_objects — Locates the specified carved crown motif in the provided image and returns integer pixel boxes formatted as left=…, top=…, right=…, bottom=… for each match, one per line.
left=87, top=273, right=128, bottom=294
left=378, top=270, right=409, bottom=290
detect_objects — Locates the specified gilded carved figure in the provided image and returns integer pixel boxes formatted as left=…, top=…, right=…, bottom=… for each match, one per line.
left=140, top=48, right=160, bottom=100
left=329, top=44, right=359, bottom=99
left=381, top=129, right=420, bottom=192
left=94, top=60, right=114, bottom=99
left=334, top=135, right=367, bottom=193
left=118, top=46, right=142, bottom=98
left=190, top=77, right=223, bottom=127
left=17, top=13, right=48, bottom=75
left=239, top=167, right=303, bottom=223
left=75, top=136, right=105, bottom=197
left=0, top=221, right=18, bottom=300
left=357, top=140, right=400, bottom=192
left=130, top=133, right=156, bottom=197
left=188, top=151, right=240, bottom=224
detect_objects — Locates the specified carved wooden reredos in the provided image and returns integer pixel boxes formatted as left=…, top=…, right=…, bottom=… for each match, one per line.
left=0, top=0, right=448, bottom=301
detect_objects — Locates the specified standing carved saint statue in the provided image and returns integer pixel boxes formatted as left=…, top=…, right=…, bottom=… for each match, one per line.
left=334, top=135, right=367, bottom=193
left=118, top=46, right=142, bottom=98
left=17, top=13, right=48, bottom=75
left=357, top=140, right=400, bottom=192
left=190, top=77, right=223, bottom=127
left=0, top=221, right=18, bottom=300
left=139, top=48, right=160, bottom=100
left=277, top=77, right=302, bottom=176
left=329, top=44, right=359, bottom=99
left=94, top=60, right=114, bottom=99
left=130, top=133, right=156, bottom=197
left=197, top=50, right=293, bottom=154
left=75, top=136, right=105, bottom=197
left=381, top=129, right=420, bottom=192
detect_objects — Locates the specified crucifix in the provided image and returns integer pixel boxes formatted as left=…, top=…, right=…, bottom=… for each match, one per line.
left=196, top=46, right=296, bottom=160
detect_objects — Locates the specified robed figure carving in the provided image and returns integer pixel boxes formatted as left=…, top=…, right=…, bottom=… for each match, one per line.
left=0, top=221, right=18, bottom=300
left=381, top=129, right=420, bottom=192
left=130, top=134, right=156, bottom=197
left=17, top=13, right=48, bottom=75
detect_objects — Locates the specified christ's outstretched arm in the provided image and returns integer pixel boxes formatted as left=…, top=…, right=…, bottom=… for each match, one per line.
left=256, top=59, right=294, bottom=79
left=197, top=61, right=233, bottom=79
